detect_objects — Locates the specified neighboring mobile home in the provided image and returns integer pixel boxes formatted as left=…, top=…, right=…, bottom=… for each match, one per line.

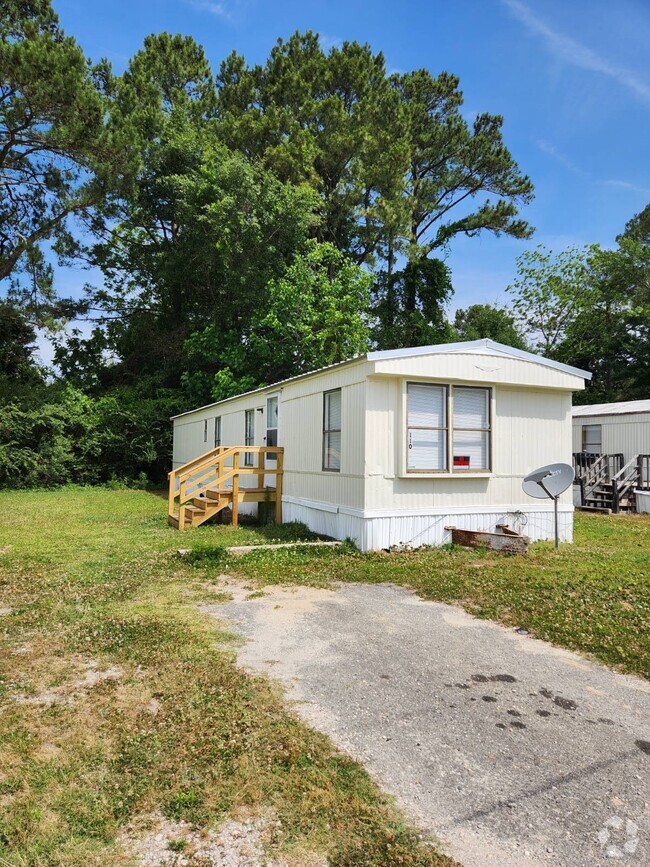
left=171, top=339, right=590, bottom=550
left=572, top=400, right=650, bottom=508
left=572, top=399, right=650, bottom=467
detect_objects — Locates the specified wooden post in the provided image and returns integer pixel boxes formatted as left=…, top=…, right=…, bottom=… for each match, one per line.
left=257, top=448, right=264, bottom=491
left=232, top=451, right=240, bottom=528
left=168, top=470, right=175, bottom=519
left=275, top=449, right=283, bottom=525
left=178, top=478, right=186, bottom=530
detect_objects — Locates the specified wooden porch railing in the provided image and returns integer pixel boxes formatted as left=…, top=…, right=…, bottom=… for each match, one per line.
left=168, top=446, right=284, bottom=529
left=612, top=454, right=650, bottom=513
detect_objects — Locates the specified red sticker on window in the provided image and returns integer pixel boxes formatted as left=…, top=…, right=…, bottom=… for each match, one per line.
left=454, top=455, right=470, bottom=467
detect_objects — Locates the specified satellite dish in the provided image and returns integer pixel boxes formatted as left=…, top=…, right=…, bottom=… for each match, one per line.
left=522, top=463, right=575, bottom=550
left=523, top=463, right=574, bottom=499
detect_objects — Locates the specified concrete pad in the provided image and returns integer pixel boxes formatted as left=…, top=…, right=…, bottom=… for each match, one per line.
left=212, top=581, right=650, bottom=867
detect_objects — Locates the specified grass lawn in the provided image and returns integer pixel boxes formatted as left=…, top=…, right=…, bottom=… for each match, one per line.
left=0, top=488, right=453, bottom=866
left=1, top=490, right=648, bottom=865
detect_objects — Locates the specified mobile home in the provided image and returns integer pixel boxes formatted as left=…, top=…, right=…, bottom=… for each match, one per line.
left=572, top=400, right=650, bottom=510
left=572, top=399, right=650, bottom=464
left=171, top=339, right=590, bottom=550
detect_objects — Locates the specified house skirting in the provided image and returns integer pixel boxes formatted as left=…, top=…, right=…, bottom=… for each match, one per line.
left=281, top=496, right=573, bottom=552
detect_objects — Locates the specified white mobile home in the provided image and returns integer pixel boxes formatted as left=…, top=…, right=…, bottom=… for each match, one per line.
left=572, top=399, right=650, bottom=463
left=171, top=340, right=590, bottom=550
left=572, top=400, right=650, bottom=509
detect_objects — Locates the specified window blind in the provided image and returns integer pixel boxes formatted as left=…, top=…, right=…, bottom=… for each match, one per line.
left=407, top=384, right=447, bottom=471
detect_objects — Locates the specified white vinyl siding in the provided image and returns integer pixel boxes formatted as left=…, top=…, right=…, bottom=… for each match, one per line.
left=407, top=384, right=447, bottom=471
left=452, top=387, right=491, bottom=471
left=244, top=409, right=254, bottom=466
left=323, top=389, right=342, bottom=471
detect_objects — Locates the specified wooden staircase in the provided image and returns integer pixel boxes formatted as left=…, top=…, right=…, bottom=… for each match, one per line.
left=573, top=452, right=650, bottom=513
left=168, top=446, right=284, bottom=529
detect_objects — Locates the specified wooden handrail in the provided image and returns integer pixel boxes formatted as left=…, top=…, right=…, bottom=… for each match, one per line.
left=169, top=445, right=285, bottom=528
left=169, top=446, right=227, bottom=478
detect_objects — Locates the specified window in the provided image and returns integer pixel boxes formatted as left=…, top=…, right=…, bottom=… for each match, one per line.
left=244, top=409, right=254, bottom=466
left=406, top=383, right=491, bottom=473
left=266, top=396, right=278, bottom=458
left=407, top=384, right=447, bottom=471
left=452, top=387, right=490, bottom=471
left=582, top=424, right=601, bottom=454
left=214, top=416, right=221, bottom=448
left=323, top=389, right=341, bottom=471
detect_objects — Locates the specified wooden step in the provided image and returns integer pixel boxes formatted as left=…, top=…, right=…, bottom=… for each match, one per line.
left=168, top=512, right=193, bottom=528
left=206, top=489, right=233, bottom=500
left=192, top=496, right=224, bottom=510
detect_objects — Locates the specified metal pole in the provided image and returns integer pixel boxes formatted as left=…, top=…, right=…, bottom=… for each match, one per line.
left=554, top=495, right=559, bottom=551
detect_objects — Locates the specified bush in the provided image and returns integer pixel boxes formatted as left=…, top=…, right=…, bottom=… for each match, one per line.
left=0, top=384, right=181, bottom=488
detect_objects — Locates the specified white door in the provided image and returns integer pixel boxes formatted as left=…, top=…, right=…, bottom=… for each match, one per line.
left=265, top=395, right=279, bottom=476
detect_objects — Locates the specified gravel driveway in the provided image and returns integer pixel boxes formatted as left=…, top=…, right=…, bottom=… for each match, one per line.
left=209, top=580, right=650, bottom=867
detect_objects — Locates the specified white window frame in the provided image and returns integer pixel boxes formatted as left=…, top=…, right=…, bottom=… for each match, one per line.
left=214, top=416, right=221, bottom=448
left=402, top=381, right=493, bottom=477
left=244, top=409, right=254, bottom=467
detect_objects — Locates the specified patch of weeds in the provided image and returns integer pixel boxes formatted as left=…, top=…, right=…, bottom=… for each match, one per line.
left=167, top=837, right=187, bottom=852
left=165, top=790, right=205, bottom=822
left=70, top=613, right=192, bottom=666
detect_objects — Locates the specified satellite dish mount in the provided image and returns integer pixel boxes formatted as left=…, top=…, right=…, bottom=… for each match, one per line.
left=522, top=463, right=575, bottom=551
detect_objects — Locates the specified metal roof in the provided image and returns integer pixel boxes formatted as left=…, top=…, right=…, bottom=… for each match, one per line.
left=572, top=398, right=650, bottom=418
left=369, top=339, right=592, bottom=380
left=171, top=339, right=591, bottom=420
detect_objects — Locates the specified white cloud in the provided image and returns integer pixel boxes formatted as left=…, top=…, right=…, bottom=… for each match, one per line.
left=535, top=138, right=588, bottom=176
left=602, top=178, right=650, bottom=196
left=535, top=139, right=650, bottom=199
left=502, top=0, right=650, bottom=105
left=319, top=34, right=343, bottom=52
left=186, top=0, right=235, bottom=21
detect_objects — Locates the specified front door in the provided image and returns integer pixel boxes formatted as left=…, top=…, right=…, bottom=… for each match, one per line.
left=265, top=395, right=279, bottom=475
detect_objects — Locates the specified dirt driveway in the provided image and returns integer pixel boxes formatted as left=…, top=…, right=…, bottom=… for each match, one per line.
left=209, top=580, right=650, bottom=867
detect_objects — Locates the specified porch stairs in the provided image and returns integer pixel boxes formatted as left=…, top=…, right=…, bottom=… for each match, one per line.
left=573, top=452, right=650, bottom=513
left=168, top=446, right=283, bottom=529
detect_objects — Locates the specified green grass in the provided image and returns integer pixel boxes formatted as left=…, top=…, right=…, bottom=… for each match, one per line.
left=2, top=489, right=648, bottom=865
left=0, top=488, right=453, bottom=866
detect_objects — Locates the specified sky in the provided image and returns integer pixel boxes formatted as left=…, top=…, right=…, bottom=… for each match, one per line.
left=37, top=0, right=650, bottom=362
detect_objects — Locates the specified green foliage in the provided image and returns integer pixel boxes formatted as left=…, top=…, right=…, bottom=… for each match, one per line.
left=507, top=244, right=597, bottom=353
left=0, top=0, right=129, bottom=319
left=507, top=213, right=650, bottom=402
left=453, top=303, right=528, bottom=349
left=0, top=384, right=181, bottom=488
left=372, top=258, right=455, bottom=349
left=247, top=241, right=372, bottom=382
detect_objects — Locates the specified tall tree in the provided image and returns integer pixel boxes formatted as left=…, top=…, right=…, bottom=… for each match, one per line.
left=507, top=245, right=596, bottom=354
left=395, top=70, right=534, bottom=263
left=371, top=258, right=455, bottom=349
left=81, top=33, right=318, bottom=392
left=217, top=33, right=534, bottom=274
left=0, top=0, right=123, bottom=312
left=453, top=303, right=528, bottom=349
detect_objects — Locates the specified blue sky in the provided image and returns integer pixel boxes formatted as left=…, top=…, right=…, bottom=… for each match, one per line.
left=41, top=0, right=650, bottom=360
